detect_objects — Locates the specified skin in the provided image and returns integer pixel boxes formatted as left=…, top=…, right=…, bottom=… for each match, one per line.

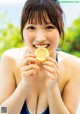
left=0, top=18, right=80, bottom=114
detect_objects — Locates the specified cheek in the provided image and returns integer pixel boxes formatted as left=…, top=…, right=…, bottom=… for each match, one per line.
left=51, top=36, right=60, bottom=44
left=23, top=30, right=27, bottom=41
left=51, top=31, right=60, bottom=43
left=23, top=30, right=32, bottom=43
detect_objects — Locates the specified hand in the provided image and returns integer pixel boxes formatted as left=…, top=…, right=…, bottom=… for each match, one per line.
left=20, top=53, right=39, bottom=86
left=43, top=57, right=60, bottom=88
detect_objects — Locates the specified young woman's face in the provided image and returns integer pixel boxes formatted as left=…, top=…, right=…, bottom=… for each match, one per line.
left=23, top=17, right=60, bottom=56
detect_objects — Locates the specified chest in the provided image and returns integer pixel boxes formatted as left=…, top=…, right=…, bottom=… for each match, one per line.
left=15, top=62, right=68, bottom=92
left=14, top=62, right=70, bottom=114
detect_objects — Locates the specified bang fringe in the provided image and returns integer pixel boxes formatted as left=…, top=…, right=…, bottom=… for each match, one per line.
left=27, top=9, right=50, bottom=24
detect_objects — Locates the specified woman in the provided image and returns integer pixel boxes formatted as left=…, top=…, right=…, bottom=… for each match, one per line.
left=0, top=0, right=80, bottom=114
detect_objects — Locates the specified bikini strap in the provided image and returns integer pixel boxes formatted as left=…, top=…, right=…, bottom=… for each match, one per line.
left=56, top=53, right=58, bottom=63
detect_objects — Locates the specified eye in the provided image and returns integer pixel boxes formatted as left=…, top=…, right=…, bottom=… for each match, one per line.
left=27, top=26, right=35, bottom=30
left=46, top=26, right=55, bottom=30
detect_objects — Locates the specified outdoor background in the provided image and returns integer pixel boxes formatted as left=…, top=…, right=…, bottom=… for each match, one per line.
left=0, top=0, right=80, bottom=114
left=0, top=0, right=80, bottom=57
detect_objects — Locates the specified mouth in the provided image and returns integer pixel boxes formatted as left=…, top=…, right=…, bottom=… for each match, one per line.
left=33, top=44, right=50, bottom=48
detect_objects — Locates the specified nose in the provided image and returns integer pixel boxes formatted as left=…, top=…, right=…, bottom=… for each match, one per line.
left=35, top=30, right=46, bottom=42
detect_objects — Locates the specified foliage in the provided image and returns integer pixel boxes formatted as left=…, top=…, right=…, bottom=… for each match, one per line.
left=68, top=51, right=80, bottom=58
left=0, top=14, right=23, bottom=56
left=0, top=13, right=80, bottom=58
left=62, top=18, right=80, bottom=53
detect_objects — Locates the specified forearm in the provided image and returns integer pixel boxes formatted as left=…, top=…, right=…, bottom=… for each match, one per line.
left=47, top=83, right=70, bottom=114
left=0, top=80, right=28, bottom=114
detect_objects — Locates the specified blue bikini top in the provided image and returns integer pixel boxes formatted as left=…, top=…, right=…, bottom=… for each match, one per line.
left=20, top=53, right=58, bottom=114
left=20, top=101, right=49, bottom=114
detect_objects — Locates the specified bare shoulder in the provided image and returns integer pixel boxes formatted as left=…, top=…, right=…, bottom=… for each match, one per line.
left=59, top=51, right=80, bottom=79
left=59, top=51, right=80, bottom=64
left=1, top=47, right=27, bottom=64
left=0, top=48, right=27, bottom=103
left=60, top=52, right=80, bottom=113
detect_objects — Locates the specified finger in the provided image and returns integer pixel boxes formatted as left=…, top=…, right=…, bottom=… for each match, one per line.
left=22, top=69, right=36, bottom=77
left=24, top=54, right=36, bottom=58
left=21, top=64, right=39, bottom=71
left=46, top=71, right=55, bottom=79
left=43, top=65, right=59, bottom=79
left=44, top=57, right=59, bottom=68
left=43, top=65, right=56, bottom=74
left=43, top=61, right=58, bottom=71
left=21, top=57, right=39, bottom=66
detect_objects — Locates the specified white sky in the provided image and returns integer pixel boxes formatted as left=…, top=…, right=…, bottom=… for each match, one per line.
left=0, top=0, right=80, bottom=28
left=0, top=0, right=24, bottom=4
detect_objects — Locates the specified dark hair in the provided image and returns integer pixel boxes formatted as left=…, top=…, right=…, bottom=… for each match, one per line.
left=21, top=0, right=64, bottom=45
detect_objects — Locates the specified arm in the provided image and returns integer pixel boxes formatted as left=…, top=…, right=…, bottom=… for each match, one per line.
left=0, top=54, right=27, bottom=114
left=43, top=56, right=70, bottom=114
left=62, top=66, right=80, bottom=114
left=0, top=52, right=39, bottom=114
left=44, top=56, right=80, bottom=114
left=47, top=83, right=70, bottom=114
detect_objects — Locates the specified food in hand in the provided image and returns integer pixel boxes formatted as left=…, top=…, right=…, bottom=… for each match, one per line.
left=35, top=48, right=49, bottom=62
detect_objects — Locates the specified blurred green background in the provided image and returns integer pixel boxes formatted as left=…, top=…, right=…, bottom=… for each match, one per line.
left=0, top=13, right=80, bottom=57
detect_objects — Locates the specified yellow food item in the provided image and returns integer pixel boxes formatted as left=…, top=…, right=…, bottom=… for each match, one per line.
left=35, top=48, right=49, bottom=62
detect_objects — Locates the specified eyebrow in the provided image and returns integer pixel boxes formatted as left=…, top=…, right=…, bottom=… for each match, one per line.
left=43, top=22, right=55, bottom=25
left=25, top=22, right=54, bottom=26
left=46, top=22, right=55, bottom=26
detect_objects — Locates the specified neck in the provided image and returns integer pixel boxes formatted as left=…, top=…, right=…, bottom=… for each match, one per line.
left=50, top=50, right=57, bottom=60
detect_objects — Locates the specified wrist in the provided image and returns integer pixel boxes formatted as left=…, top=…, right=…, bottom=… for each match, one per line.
left=47, top=83, right=59, bottom=93
left=19, top=80, right=29, bottom=98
